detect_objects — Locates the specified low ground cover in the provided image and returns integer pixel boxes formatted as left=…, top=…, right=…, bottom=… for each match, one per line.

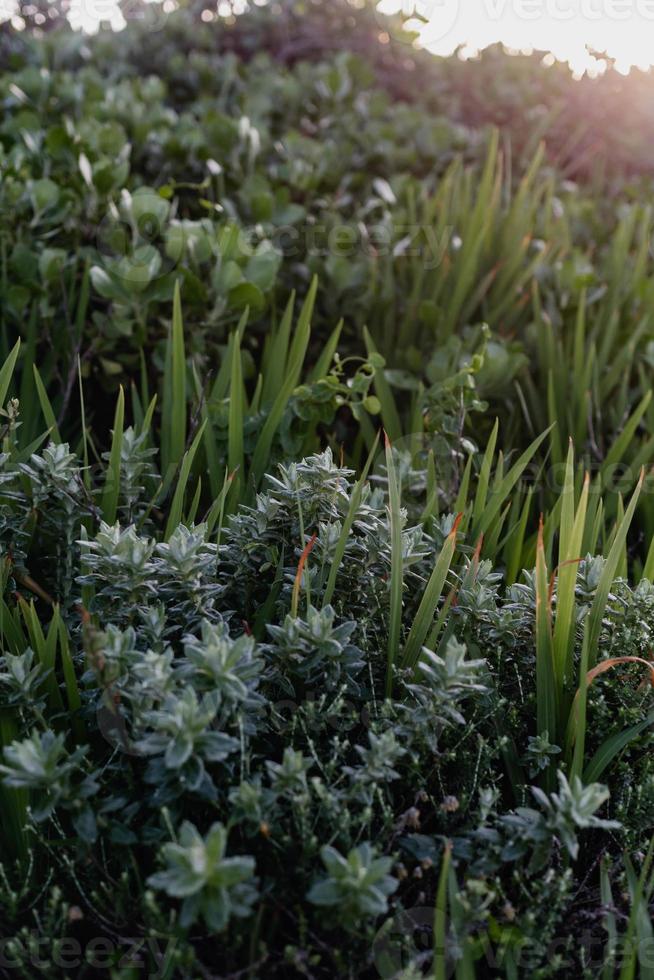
left=2, top=3, right=654, bottom=977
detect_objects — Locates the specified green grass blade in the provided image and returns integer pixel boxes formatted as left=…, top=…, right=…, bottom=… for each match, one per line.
left=433, top=841, right=452, bottom=980
left=385, top=434, right=404, bottom=697
left=261, top=293, right=294, bottom=402
left=601, top=390, right=652, bottom=488
left=535, top=518, right=558, bottom=763
left=553, top=454, right=589, bottom=692
left=185, top=477, right=202, bottom=526
left=363, top=326, right=401, bottom=442
left=0, top=339, right=20, bottom=409
left=77, top=356, right=91, bottom=490
left=248, top=279, right=317, bottom=493
left=162, top=280, right=187, bottom=476
left=568, top=476, right=643, bottom=778
left=618, top=835, right=654, bottom=980
left=643, top=532, right=654, bottom=582
left=505, top=488, right=532, bottom=586
left=20, top=599, right=65, bottom=716
left=322, top=433, right=379, bottom=609
left=454, top=454, right=473, bottom=519
left=600, top=856, right=617, bottom=980
left=587, top=470, right=644, bottom=667
left=32, top=365, right=61, bottom=443
left=584, top=714, right=654, bottom=784
left=101, top=386, right=125, bottom=525
left=209, top=308, right=249, bottom=403
left=0, top=710, right=28, bottom=863
left=473, top=425, right=553, bottom=541
left=204, top=468, right=235, bottom=543
left=227, top=331, right=245, bottom=510
left=309, top=319, right=343, bottom=383
left=402, top=514, right=461, bottom=671
left=164, top=421, right=207, bottom=539
left=472, top=419, right=498, bottom=526
left=55, top=609, right=84, bottom=741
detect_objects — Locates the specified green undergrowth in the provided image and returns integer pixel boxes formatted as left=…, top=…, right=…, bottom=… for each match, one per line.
left=1, top=3, right=654, bottom=977
left=1, top=306, right=654, bottom=976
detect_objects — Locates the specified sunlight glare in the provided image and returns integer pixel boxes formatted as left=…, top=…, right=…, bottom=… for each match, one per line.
left=377, top=0, right=654, bottom=74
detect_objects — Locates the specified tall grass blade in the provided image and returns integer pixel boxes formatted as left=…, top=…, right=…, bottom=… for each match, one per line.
left=249, top=278, right=317, bottom=493
left=535, top=518, right=557, bottom=770
left=553, top=449, right=589, bottom=693
left=162, top=280, right=187, bottom=476
left=363, top=326, right=401, bottom=442
left=385, top=434, right=404, bottom=697
left=402, top=514, right=461, bottom=671
left=584, top=713, right=654, bottom=784
left=472, top=425, right=553, bottom=541
left=322, top=433, right=379, bottom=608
left=101, top=385, right=125, bottom=525
left=32, top=365, right=61, bottom=443
left=433, top=841, right=452, bottom=980
left=586, top=470, right=644, bottom=668
left=227, top=331, right=245, bottom=510
left=0, top=339, right=20, bottom=409
left=618, top=835, right=654, bottom=980
left=164, top=421, right=207, bottom=539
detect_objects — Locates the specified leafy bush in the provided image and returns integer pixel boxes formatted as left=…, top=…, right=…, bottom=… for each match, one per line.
left=1, top=3, right=654, bottom=978
left=0, top=385, right=652, bottom=975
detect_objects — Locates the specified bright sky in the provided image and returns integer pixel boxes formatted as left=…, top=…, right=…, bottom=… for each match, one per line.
left=376, top=0, right=654, bottom=74
left=2, top=0, right=654, bottom=75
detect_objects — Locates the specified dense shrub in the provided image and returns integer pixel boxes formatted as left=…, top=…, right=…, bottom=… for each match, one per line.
left=0, top=416, right=653, bottom=976
left=1, top=3, right=654, bottom=978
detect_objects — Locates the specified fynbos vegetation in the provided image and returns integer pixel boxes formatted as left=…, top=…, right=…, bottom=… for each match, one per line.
left=1, top=2, right=654, bottom=977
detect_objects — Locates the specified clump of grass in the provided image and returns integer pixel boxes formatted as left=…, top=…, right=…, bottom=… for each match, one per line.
left=1, top=316, right=653, bottom=975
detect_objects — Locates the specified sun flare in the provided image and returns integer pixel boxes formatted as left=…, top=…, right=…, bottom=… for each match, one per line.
left=377, top=0, right=654, bottom=74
